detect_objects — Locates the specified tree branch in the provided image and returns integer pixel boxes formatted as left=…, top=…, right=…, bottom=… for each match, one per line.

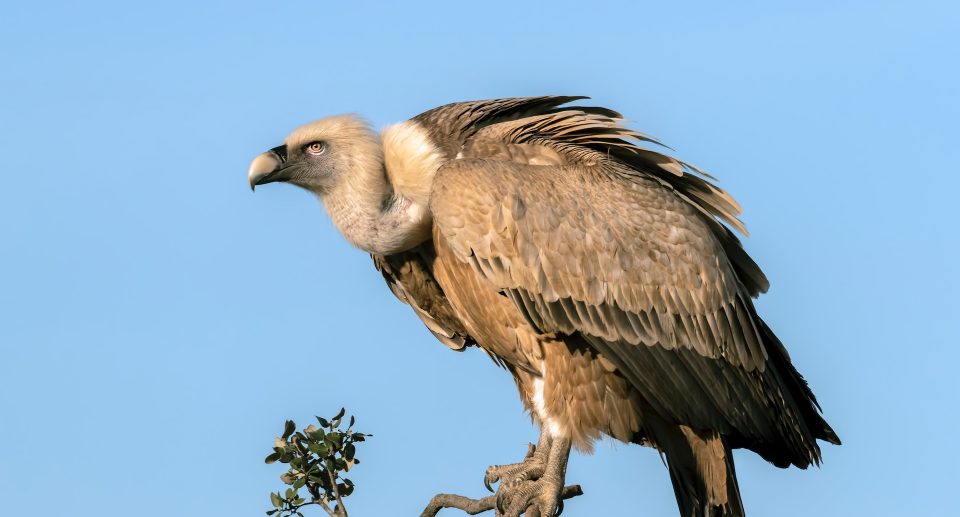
left=419, top=484, right=583, bottom=517
left=315, top=498, right=337, bottom=517
left=326, top=468, right=348, bottom=517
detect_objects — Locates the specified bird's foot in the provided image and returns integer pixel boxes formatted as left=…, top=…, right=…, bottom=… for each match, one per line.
left=496, top=476, right=566, bottom=517
left=484, top=442, right=548, bottom=493
left=420, top=431, right=577, bottom=517
left=484, top=432, right=571, bottom=517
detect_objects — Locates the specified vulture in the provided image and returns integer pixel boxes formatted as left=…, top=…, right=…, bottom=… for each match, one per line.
left=248, top=96, right=839, bottom=517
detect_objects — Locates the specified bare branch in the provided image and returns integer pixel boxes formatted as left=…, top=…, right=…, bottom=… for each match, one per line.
left=419, top=484, right=583, bottom=517
left=314, top=498, right=337, bottom=517
left=327, top=469, right=348, bottom=517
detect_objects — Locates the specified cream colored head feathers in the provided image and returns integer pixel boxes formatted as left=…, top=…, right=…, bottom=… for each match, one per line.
left=283, top=115, right=383, bottom=196
left=249, top=114, right=446, bottom=255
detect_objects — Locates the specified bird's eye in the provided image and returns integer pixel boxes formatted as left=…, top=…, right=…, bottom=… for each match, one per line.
left=304, top=141, right=326, bottom=155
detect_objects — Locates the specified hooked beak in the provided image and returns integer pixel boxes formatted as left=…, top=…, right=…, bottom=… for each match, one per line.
left=248, top=144, right=289, bottom=191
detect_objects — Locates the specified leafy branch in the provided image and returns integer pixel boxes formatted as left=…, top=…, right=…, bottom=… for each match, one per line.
left=265, top=408, right=369, bottom=517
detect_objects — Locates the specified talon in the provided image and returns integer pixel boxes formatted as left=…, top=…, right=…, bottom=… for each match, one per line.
left=484, top=468, right=497, bottom=492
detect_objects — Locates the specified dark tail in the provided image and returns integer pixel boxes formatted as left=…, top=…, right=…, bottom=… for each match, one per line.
left=652, top=424, right=745, bottom=517
left=757, top=317, right=842, bottom=452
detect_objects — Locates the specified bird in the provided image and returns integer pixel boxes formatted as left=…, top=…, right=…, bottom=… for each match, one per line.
left=247, top=96, right=840, bottom=517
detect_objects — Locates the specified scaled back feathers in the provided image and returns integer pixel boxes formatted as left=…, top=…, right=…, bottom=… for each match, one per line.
left=413, top=96, right=770, bottom=296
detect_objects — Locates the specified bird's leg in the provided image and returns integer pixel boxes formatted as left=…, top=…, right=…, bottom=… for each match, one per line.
left=484, top=427, right=553, bottom=492
left=496, top=435, right=571, bottom=517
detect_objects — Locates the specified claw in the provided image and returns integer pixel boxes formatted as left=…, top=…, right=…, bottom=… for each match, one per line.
left=484, top=464, right=507, bottom=493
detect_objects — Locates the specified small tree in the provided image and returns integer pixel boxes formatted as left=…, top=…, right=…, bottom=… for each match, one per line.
left=265, top=408, right=369, bottom=517
left=266, top=409, right=580, bottom=516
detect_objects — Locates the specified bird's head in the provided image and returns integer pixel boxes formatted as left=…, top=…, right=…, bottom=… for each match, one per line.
left=247, top=115, right=382, bottom=196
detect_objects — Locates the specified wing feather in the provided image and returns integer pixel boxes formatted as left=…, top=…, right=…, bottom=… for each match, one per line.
left=372, top=245, right=476, bottom=352
left=431, top=158, right=830, bottom=466
left=417, top=98, right=769, bottom=297
left=408, top=96, right=835, bottom=464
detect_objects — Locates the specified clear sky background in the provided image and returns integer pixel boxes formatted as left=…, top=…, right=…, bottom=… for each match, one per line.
left=1, top=1, right=957, bottom=516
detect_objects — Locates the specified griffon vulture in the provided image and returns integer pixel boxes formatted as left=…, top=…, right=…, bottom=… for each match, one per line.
left=248, top=96, right=839, bottom=517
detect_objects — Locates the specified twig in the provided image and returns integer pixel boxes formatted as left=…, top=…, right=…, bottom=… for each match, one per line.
left=419, top=485, right=583, bottom=517
left=327, top=469, right=348, bottom=517
left=315, top=498, right=337, bottom=517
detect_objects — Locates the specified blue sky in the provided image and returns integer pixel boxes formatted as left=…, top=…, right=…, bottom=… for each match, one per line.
left=1, top=1, right=957, bottom=515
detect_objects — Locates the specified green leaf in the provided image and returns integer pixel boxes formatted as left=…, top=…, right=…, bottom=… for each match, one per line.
left=325, top=433, right=342, bottom=448
left=266, top=510, right=278, bottom=516
left=265, top=452, right=281, bottom=464
left=282, top=420, right=296, bottom=440
left=293, top=477, right=306, bottom=490
left=344, top=443, right=355, bottom=461
left=270, top=492, right=282, bottom=508
left=348, top=415, right=355, bottom=428
left=285, top=487, right=296, bottom=500
left=331, top=408, right=345, bottom=427
left=317, top=417, right=329, bottom=428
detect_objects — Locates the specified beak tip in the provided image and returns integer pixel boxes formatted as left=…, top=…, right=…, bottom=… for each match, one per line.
left=247, top=149, right=283, bottom=191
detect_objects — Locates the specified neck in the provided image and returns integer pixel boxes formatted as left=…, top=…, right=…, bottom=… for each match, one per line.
left=320, top=121, right=442, bottom=255
left=321, top=173, right=428, bottom=256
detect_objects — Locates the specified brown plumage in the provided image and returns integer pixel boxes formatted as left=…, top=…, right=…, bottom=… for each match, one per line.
left=249, top=96, right=839, bottom=517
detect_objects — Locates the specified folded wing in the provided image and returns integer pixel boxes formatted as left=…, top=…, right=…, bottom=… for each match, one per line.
left=427, top=100, right=836, bottom=466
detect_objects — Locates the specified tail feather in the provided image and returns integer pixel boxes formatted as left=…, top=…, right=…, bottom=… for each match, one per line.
left=757, top=316, right=842, bottom=450
left=653, top=424, right=745, bottom=517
